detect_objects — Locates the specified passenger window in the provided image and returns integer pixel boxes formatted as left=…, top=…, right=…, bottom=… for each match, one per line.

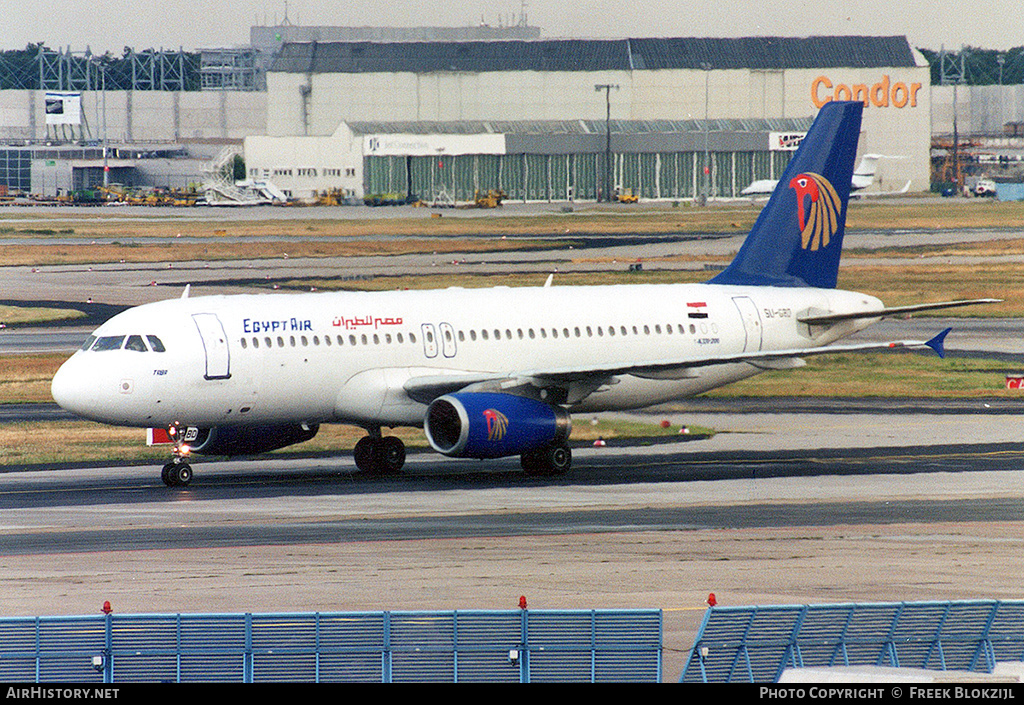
left=92, top=335, right=125, bottom=351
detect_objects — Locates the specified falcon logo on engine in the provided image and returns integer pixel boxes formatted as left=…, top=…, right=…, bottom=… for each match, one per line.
left=483, top=409, right=509, bottom=442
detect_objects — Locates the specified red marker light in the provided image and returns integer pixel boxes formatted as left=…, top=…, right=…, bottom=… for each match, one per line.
left=519, top=596, right=528, bottom=609
left=706, top=593, right=717, bottom=607
left=102, top=600, right=112, bottom=614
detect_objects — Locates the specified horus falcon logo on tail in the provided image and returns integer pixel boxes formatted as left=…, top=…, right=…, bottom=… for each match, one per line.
left=789, top=172, right=842, bottom=251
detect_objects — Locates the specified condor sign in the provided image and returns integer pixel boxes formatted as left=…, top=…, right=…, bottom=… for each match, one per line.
left=811, top=75, right=923, bottom=109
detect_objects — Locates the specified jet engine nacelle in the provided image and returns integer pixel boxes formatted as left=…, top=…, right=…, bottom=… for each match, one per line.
left=424, top=392, right=571, bottom=459
left=182, top=423, right=319, bottom=456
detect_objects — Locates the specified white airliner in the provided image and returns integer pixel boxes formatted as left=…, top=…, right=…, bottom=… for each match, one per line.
left=741, top=153, right=910, bottom=197
left=51, top=102, right=994, bottom=485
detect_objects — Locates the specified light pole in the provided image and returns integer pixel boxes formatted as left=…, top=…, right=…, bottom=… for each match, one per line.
left=700, top=62, right=712, bottom=205
left=594, top=83, right=618, bottom=202
left=101, top=63, right=108, bottom=187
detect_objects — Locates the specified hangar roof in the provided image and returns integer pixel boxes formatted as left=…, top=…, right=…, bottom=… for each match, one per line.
left=347, top=117, right=815, bottom=136
left=346, top=117, right=816, bottom=154
left=271, top=35, right=919, bottom=74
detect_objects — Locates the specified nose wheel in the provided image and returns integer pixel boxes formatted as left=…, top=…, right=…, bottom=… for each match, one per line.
left=161, top=459, right=193, bottom=486
left=161, top=423, right=194, bottom=486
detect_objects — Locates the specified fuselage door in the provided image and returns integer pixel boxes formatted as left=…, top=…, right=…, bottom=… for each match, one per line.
left=192, top=313, right=232, bottom=380
left=732, top=296, right=764, bottom=352
left=439, top=322, right=457, bottom=358
left=421, top=323, right=439, bottom=358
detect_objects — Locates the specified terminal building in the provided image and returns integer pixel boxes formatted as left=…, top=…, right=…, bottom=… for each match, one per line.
left=244, top=35, right=932, bottom=203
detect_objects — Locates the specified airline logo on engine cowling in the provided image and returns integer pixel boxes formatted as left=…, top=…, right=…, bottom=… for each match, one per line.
left=483, top=409, right=509, bottom=442
left=789, top=173, right=841, bottom=251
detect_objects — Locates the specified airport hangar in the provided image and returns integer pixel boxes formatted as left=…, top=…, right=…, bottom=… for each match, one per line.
left=243, top=35, right=931, bottom=204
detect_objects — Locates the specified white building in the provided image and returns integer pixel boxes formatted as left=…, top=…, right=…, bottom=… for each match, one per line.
left=245, top=35, right=932, bottom=203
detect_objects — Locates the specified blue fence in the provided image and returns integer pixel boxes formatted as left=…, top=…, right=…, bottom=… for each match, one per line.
left=0, top=609, right=662, bottom=683
left=681, top=600, right=1024, bottom=683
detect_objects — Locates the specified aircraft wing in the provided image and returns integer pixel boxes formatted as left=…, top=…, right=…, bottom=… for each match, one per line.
left=403, top=330, right=950, bottom=405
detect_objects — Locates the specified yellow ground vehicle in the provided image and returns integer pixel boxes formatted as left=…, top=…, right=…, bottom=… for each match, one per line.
left=617, top=188, right=639, bottom=203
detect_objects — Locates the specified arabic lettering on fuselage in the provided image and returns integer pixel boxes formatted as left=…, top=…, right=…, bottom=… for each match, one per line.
left=332, top=315, right=404, bottom=330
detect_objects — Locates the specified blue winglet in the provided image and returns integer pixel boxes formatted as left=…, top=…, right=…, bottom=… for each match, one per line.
left=925, top=327, right=952, bottom=359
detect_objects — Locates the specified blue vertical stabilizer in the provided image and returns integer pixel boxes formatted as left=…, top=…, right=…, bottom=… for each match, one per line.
left=709, top=101, right=863, bottom=289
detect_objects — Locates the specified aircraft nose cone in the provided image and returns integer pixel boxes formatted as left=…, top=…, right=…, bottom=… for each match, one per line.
left=51, top=355, right=92, bottom=417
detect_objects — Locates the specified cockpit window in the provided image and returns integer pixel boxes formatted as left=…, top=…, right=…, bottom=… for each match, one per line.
left=91, top=335, right=125, bottom=352
left=146, top=335, right=166, bottom=352
left=125, top=335, right=148, bottom=352
left=80, top=335, right=96, bottom=351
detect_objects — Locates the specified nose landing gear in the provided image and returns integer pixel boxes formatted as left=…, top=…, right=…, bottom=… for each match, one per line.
left=161, top=458, right=193, bottom=486
left=161, top=424, right=194, bottom=487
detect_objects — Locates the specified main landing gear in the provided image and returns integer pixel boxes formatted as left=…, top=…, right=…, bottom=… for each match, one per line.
left=353, top=431, right=406, bottom=474
left=520, top=442, right=572, bottom=476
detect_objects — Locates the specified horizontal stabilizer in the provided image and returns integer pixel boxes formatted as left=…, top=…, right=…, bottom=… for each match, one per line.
left=797, top=298, right=1001, bottom=325
left=925, top=327, right=952, bottom=359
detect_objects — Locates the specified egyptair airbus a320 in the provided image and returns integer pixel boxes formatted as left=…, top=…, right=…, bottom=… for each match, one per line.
left=51, top=101, right=995, bottom=485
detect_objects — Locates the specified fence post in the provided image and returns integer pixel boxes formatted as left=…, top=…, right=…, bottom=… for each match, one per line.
left=102, top=612, right=113, bottom=683
left=519, top=607, right=530, bottom=683
left=244, top=613, right=253, bottom=683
